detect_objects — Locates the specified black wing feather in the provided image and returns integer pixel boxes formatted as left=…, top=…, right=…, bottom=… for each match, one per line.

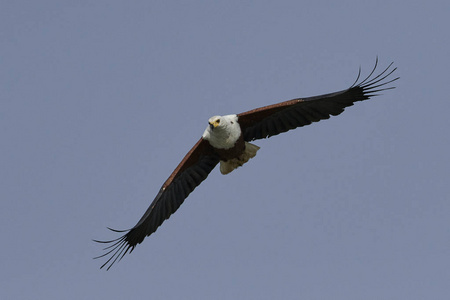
left=239, top=59, right=399, bottom=141
left=94, top=143, right=219, bottom=270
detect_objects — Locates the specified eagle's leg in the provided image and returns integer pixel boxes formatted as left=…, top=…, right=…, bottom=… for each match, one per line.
left=219, top=142, right=260, bottom=175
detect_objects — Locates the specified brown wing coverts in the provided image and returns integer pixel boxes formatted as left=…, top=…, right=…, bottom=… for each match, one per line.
left=95, top=141, right=219, bottom=270
left=239, top=60, right=398, bottom=141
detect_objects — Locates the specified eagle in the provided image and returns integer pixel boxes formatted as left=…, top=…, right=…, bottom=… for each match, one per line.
left=95, top=59, right=398, bottom=270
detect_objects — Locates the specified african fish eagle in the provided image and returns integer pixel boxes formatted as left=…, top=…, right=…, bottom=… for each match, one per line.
left=95, top=59, right=398, bottom=269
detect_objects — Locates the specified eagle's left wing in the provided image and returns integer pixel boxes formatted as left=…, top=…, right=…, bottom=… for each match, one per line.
left=238, top=60, right=398, bottom=142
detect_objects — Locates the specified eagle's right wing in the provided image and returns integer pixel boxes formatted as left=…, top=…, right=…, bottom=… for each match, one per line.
left=94, top=138, right=219, bottom=270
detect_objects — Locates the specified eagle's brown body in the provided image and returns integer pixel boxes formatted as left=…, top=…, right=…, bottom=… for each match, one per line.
left=212, top=133, right=245, bottom=161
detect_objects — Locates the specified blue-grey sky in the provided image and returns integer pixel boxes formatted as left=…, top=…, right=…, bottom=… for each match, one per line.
left=2, top=1, right=449, bottom=299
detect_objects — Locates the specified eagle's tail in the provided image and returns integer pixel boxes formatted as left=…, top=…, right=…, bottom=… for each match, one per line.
left=220, top=142, right=260, bottom=175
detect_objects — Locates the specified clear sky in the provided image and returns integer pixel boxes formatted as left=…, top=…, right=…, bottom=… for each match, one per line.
left=2, top=1, right=449, bottom=299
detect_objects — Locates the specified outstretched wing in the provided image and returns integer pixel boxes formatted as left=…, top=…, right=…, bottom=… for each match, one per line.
left=238, top=59, right=399, bottom=141
left=94, top=138, right=219, bottom=270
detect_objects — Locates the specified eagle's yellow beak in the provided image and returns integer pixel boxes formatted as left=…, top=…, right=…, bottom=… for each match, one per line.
left=209, top=119, right=220, bottom=129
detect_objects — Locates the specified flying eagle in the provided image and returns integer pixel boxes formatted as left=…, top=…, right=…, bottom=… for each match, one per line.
left=95, top=59, right=398, bottom=270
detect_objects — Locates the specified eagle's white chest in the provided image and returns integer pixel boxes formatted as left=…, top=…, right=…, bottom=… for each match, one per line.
left=202, top=114, right=241, bottom=150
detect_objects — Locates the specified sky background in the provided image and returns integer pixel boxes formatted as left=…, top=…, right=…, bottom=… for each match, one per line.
left=2, top=1, right=449, bottom=299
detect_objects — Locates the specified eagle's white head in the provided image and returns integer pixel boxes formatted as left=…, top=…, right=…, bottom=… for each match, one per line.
left=202, top=114, right=241, bottom=149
